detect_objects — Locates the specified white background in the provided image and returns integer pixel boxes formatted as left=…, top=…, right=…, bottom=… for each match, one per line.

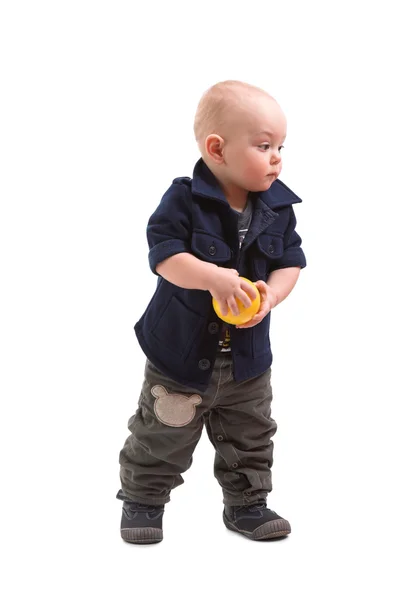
left=1, top=1, right=399, bottom=598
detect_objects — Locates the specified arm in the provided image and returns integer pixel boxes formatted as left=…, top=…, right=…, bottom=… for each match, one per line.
left=265, top=204, right=305, bottom=306
left=236, top=267, right=301, bottom=329
left=156, top=253, right=257, bottom=316
left=266, top=266, right=301, bottom=306
left=148, top=185, right=256, bottom=315
left=236, top=205, right=306, bottom=329
left=156, top=252, right=218, bottom=290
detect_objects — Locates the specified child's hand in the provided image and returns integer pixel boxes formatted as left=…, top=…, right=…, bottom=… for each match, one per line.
left=235, top=280, right=278, bottom=328
left=208, top=268, right=258, bottom=317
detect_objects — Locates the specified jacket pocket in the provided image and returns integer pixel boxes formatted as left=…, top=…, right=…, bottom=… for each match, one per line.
left=191, top=230, right=232, bottom=264
left=253, top=233, right=284, bottom=280
left=150, top=295, right=205, bottom=361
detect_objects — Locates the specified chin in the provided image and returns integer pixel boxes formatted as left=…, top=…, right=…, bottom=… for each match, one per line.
left=261, top=179, right=274, bottom=191
left=246, top=181, right=271, bottom=192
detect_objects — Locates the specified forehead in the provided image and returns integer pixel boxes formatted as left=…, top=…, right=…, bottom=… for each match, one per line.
left=241, top=96, right=287, bottom=138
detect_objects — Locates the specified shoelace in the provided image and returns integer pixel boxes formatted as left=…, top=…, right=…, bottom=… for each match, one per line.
left=126, top=502, right=160, bottom=514
left=235, top=502, right=269, bottom=515
left=249, top=502, right=267, bottom=512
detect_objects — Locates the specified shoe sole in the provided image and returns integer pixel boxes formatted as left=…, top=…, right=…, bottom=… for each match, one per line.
left=223, top=513, right=291, bottom=540
left=121, top=527, right=163, bottom=544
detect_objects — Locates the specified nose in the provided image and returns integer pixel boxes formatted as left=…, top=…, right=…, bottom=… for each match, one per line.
left=271, top=150, right=281, bottom=165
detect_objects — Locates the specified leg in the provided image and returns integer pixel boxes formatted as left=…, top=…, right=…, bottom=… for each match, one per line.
left=118, top=360, right=206, bottom=505
left=206, top=366, right=290, bottom=540
left=205, top=366, right=276, bottom=506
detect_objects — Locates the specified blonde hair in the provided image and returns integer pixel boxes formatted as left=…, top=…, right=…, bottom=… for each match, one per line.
left=193, top=80, right=274, bottom=147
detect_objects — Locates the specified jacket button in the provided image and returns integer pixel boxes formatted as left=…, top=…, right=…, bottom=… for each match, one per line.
left=209, top=244, right=216, bottom=256
left=198, top=358, right=211, bottom=370
left=217, top=435, right=224, bottom=441
left=268, top=244, right=275, bottom=254
left=232, top=462, right=238, bottom=469
left=208, top=322, right=219, bottom=334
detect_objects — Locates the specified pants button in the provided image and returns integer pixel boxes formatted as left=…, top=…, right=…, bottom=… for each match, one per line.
left=208, top=322, right=219, bottom=334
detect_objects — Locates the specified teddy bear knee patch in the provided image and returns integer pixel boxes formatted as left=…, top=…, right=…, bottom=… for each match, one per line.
left=151, top=384, right=202, bottom=427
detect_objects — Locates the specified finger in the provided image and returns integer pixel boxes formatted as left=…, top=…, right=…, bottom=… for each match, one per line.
left=237, top=307, right=269, bottom=329
left=235, top=288, right=252, bottom=308
left=236, top=317, right=258, bottom=329
left=240, top=280, right=258, bottom=301
left=237, top=317, right=259, bottom=329
left=218, top=299, right=229, bottom=316
left=227, top=296, right=240, bottom=316
left=255, top=281, right=269, bottom=299
left=258, top=298, right=269, bottom=313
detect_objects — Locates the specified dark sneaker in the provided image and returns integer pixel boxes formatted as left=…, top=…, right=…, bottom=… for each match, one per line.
left=223, top=501, right=291, bottom=540
left=116, top=490, right=164, bottom=544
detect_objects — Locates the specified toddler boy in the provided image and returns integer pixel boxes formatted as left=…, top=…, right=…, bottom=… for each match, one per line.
left=117, top=80, right=306, bottom=543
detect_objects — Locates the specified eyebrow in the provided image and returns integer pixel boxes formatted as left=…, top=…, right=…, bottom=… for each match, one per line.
left=254, top=130, right=286, bottom=143
left=256, top=130, right=286, bottom=139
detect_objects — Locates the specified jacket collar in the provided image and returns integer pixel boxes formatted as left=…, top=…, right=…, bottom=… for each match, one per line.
left=191, top=158, right=302, bottom=210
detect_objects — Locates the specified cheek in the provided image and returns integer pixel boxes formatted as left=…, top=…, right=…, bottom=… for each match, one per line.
left=244, top=149, right=263, bottom=169
left=250, top=153, right=268, bottom=176
left=230, top=151, right=253, bottom=175
left=226, top=147, right=247, bottom=171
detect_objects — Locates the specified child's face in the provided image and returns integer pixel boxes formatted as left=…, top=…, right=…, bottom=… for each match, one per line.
left=222, top=96, right=287, bottom=192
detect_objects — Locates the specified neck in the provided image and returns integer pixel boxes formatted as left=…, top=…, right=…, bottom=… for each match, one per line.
left=202, top=159, right=249, bottom=211
left=218, top=179, right=249, bottom=212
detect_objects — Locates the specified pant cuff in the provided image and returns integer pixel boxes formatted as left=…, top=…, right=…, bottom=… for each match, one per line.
left=223, top=493, right=268, bottom=507
left=116, top=489, right=170, bottom=506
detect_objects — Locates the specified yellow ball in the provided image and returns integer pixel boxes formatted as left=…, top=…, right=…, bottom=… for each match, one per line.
left=212, top=277, right=261, bottom=325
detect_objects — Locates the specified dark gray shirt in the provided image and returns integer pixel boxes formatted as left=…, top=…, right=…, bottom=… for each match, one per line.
left=219, top=199, right=253, bottom=352
left=237, top=199, right=253, bottom=249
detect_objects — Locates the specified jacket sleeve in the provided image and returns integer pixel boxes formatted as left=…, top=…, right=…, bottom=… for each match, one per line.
left=147, top=183, right=192, bottom=274
left=270, top=206, right=307, bottom=271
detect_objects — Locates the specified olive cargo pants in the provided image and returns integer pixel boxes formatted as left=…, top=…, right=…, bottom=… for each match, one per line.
left=118, top=354, right=277, bottom=506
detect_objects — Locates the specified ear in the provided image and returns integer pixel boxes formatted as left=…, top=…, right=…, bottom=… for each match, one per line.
left=151, top=385, right=167, bottom=399
left=189, top=394, right=202, bottom=406
left=204, top=134, right=225, bottom=164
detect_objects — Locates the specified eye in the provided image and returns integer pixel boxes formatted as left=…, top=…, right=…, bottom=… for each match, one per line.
left=258, top=144, right=285, bottom=152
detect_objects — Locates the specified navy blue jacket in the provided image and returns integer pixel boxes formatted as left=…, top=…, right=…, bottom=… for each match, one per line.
left=135, top=158, right=306, bottom=392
